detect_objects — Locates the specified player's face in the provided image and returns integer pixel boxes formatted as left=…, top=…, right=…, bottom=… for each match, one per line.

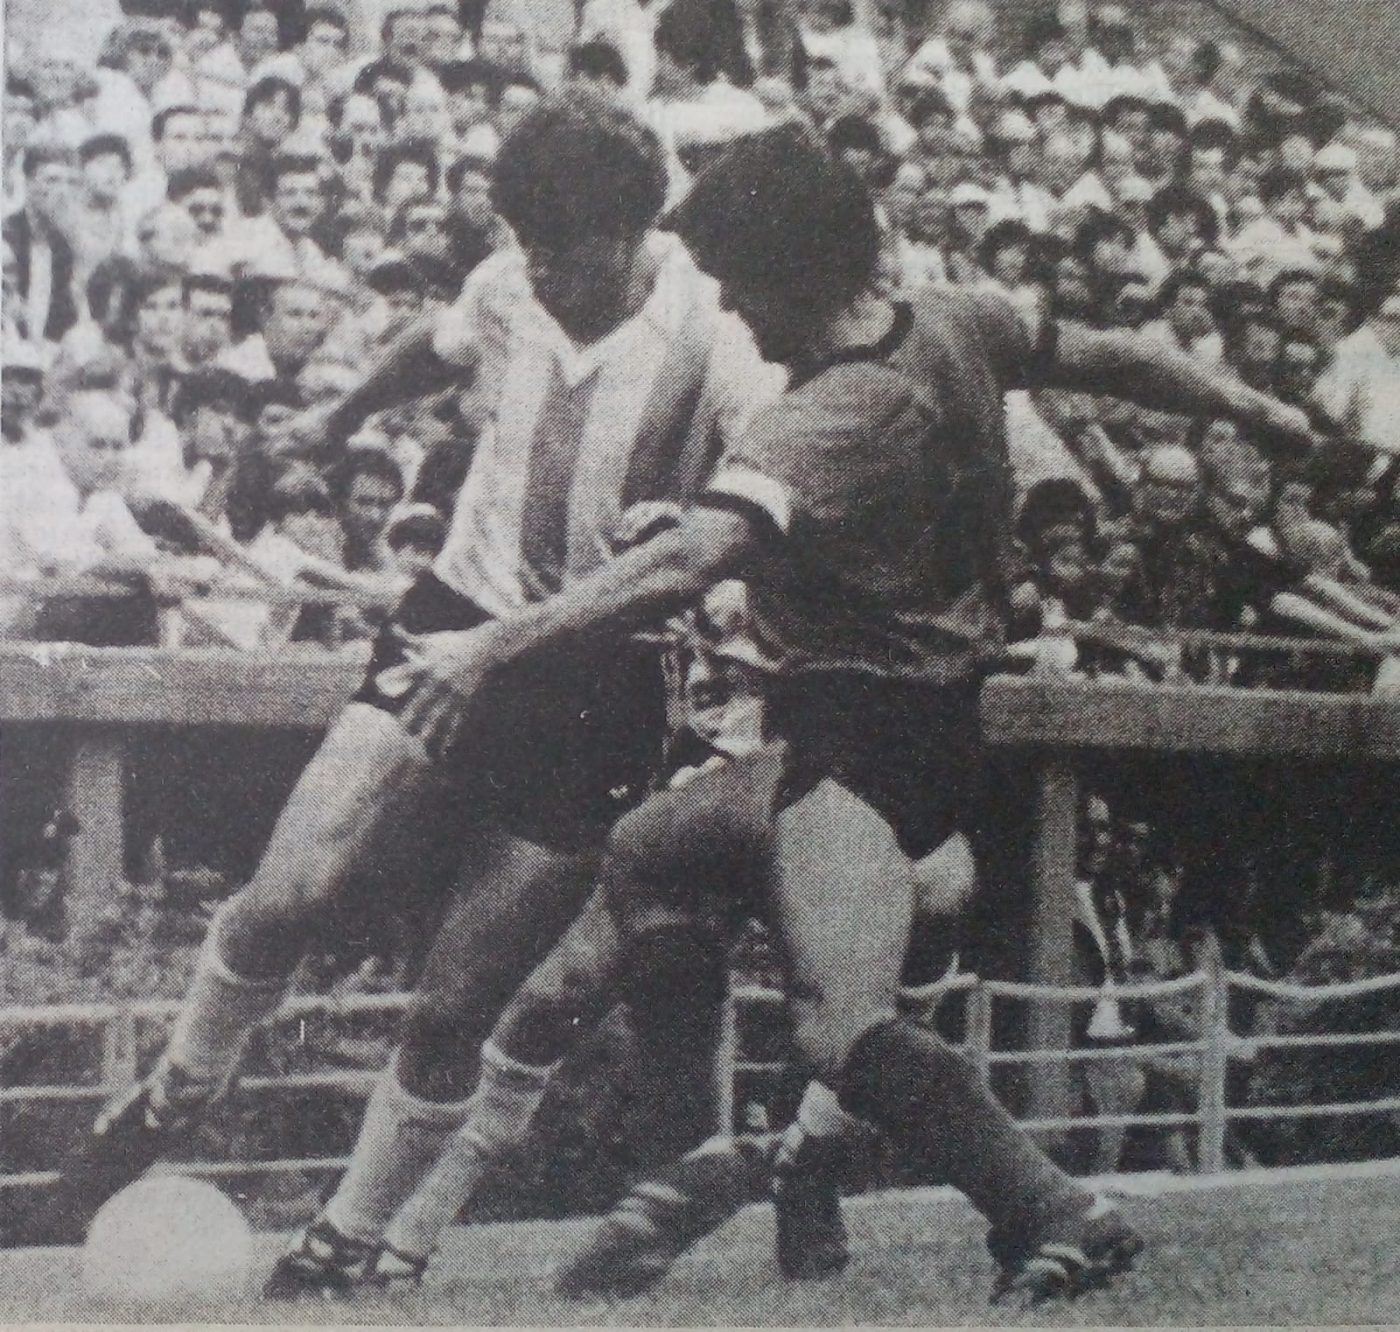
left=522, top=230, right=647, bottom=343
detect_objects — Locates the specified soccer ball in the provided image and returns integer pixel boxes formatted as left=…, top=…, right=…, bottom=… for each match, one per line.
left=82, top=1176, right=254, bottom=1311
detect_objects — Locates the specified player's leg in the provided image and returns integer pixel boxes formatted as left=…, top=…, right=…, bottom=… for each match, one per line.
left=12, top=702, right=442, bottom=1247
left=772, top=778, right=1138, bottom=1303
left=266, top=834, right=598, bottom=1296
left=374, top=889, right=627, bottom=1280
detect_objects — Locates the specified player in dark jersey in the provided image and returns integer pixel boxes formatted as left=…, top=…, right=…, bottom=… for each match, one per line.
left=10, top=92, right=782, bottom=1267
left=378, top=126, right=1317, bottom=1304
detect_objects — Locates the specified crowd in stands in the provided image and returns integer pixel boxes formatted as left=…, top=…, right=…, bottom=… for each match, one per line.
left=8, top=0, right=1400, bottom=1174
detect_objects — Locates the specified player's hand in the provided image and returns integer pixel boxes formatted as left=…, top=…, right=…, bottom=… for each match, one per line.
left=393, top=624, right=505, bottom=762
left=609, top=500, right=686, bottom=553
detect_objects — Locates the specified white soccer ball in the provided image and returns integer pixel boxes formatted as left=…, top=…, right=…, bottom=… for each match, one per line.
left=82, top=1176, right=255, bottom=1312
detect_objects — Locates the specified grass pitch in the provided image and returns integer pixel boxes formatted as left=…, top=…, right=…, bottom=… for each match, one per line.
left=2, top=1167, right=1397, bottom=1325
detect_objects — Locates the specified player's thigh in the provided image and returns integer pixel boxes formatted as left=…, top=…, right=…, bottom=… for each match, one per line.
left=402, top=835, right=601, bottom=1073
left=603, top=747, right=786, bottom=940
left=770, top=778, right=916, bottom=1079
left=491, top=888, right=626, bottom=1066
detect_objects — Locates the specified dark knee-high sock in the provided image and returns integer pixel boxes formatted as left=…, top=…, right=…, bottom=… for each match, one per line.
left=839, top=1019, right=1089, bottom=1231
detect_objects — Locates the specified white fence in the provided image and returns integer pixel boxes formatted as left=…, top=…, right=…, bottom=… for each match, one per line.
left=4, top=963, right=1400, bottom=1192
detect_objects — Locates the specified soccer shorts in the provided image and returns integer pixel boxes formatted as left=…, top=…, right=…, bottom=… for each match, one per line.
left=353, top=572, right=667, bottom=851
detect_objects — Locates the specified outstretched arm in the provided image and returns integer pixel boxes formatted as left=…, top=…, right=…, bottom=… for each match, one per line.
left=1047, top=323, right=1315, bottom=460
left=320, top=319, right=463, bottom=444
left=395, top=504, right=763, bottom=754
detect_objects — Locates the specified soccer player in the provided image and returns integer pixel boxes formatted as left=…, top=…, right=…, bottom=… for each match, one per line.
left=19, top=91, right=781, bottom=1261
left=365, top=126, right=1316, bottom=1303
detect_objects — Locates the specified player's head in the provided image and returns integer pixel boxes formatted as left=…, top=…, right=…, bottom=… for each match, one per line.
left=671, top=125, right=881, bottom=364
left=491, top=89, right=667, bottom=341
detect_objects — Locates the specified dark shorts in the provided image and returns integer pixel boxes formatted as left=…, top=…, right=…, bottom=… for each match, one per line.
left=353, top=572, right=667, bottom=851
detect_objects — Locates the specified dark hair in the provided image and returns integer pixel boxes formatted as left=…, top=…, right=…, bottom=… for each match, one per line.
left=353, top=58, right=413, bottom=99
left=977, top=218, right=1034, bottom=274
left=1212, top=279, right=1269, bottom=328
left=367, top=255, right=425, bottom=296
left=654, top=0, right=734, bottom=85
left=1154, top=268, right=1211, bottom=315
left=266, top=468, right=334, bottom=521
left=167, top=163, right=222, bottom=200
left=1073, top=209, right=1134, bottom=263
left=171, top=367, right=257, bottom=426
left=1189, top=118, right=1236, bottom=153
left=1017, top=478, right=1095, bottom=547
left=1146, top=184, right=1217, bottom=244
left=80, top=133, right=133, bottom=174
left=671, top=123, right=880, bottom=313
left=1021, top=10, right=1066, bottom=56
left=243, top=75, right=301, bottom=126
left=304, top=5, right=348, bottom=36
left=6, top=75, right=36, bottom=100
left=85, top=256, right=153, bottom=344
left=387, top=506, right=447, bottom=552
left=568, top=38, right=628, bottom=88
left=372, top=139, right=440, bottom=203
left=329, top=446, right=404, bottom=506
left=1259, top=164, right=1307, bottom=205
left=491, top=90, right=666, bottom=248
left=1193, top=39, right=1223, bottom=85
left=387, top=191, right=444, bottom=243
left=907, top=88, right=954, bottom=130
left=1103, top=93, right=1150, bottom=124
left=827, top=113, right=882, bottom=157
left=182, top=271, right=233, bottom=303
left=439, top=58, right=501, bottom=101
left=250, top=377, right=304, bottom=416
left=1148, top=103, right=1188, bottom=138
left=22, top=143, right=78, bottom=178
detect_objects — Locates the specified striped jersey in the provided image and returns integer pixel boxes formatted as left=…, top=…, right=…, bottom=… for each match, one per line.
left=430, top=231, right=784, bottom=615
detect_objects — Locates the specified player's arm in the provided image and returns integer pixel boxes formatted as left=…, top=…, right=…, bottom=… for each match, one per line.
left=1045, top=322, right=1315, bottom=460
left=395, top=503, right=766, bottom=754
left=319, top=319, right=462, bottom=445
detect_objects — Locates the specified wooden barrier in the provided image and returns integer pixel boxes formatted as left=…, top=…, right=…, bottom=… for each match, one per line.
left=7, top=646, right=1400, bottom=1122
left=981, top=674, right=1400, bottom=1125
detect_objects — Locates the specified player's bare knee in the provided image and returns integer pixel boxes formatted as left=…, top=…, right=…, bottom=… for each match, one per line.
left=790, top=1000, right=899, bottom=1085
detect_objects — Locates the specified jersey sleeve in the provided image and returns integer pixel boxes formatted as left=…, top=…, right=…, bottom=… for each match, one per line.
left=702, top=363, right=934, bottom=538
left=429, top=247, right=520, bottom=367
left=966, top=287, right=1058, bottom=391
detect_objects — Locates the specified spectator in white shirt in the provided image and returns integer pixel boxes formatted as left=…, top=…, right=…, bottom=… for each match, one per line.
left=1316, top=290, right=1400, bottom=456
left=1139, top=269, right=1222, bottom=363
left=986, top=107, right=1053, bottom=231
left=1230, top=165, right=1322, bottom=283
left=220, top=275, right=332, bottom=384
left=1312, top=142, right=1384, bottom=232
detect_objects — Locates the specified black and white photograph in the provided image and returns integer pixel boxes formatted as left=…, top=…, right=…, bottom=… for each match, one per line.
left=2, top=0, right=1400, bottom=1323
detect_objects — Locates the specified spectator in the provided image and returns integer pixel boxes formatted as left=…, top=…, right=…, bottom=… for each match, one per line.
left=167, top=366, right=259, bottom=518
left=235, top=75, right=303, bottom=216
left=1140, top=269, right=1221, bottom=363
left=181, top=271, right=235, bottom=369
left=1231, top=165, right=1321, bottom=283
left=220, top=276, right=332, bottom=385
left=74, top=134, right=139, bottom=287
left=567, top=39, right=631, bottom=99
left=330, top=446, right=404, bottom=572
left=4, top=144, right=82, bottom=347
left=384, top=501, right=447, bottom=581
left=3, top=76, right=39, bottom=216
left=1316, top=288, right=1400, bottom=455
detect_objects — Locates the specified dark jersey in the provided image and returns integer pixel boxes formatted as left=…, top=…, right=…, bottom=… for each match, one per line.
left=703, top=287, right=1053, bottom=684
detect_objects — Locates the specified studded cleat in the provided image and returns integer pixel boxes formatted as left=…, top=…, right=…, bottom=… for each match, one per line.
left=991, top=1196, right=1144, bottom=1307
left=263, top=1218, right=381, bottom=1299
left=772, top=1130, right=850, bottom=1281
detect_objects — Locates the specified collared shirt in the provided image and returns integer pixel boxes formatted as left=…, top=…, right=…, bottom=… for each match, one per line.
left=194, top=215, right=349, bottom=289
left=429, top=231, right=783, bottom=614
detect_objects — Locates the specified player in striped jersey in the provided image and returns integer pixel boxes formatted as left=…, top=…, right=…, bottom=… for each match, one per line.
left=23, top=90, right=783, bottom=1261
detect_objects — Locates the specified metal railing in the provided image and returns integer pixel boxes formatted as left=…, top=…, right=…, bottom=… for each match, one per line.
left=6, top=962, right=1400, bottom=1192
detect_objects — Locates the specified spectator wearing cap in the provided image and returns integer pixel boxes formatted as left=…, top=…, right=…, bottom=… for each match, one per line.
left=1140, top=269, right=1222, bottom=364
left=1313, top=141, right=1383, bottom=231
left=1230, top=165, right=1321, bottom=283
left=1316, top=287, right=1400, bottom=456
left=3, top=144, right=82, bottom=348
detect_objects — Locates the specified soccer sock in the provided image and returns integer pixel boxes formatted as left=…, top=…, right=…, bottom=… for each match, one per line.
left=322, top=1063, right=476, bottom=1247
left=382, top=1041, right=558, bottom=1260
left=839, top=1019, right=1090, bottom=1234
left=164, top=906, right=288, bottom=1087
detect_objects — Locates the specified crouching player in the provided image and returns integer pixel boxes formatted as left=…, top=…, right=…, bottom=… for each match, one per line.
left=363, top=127, right=1318, bottom=1303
